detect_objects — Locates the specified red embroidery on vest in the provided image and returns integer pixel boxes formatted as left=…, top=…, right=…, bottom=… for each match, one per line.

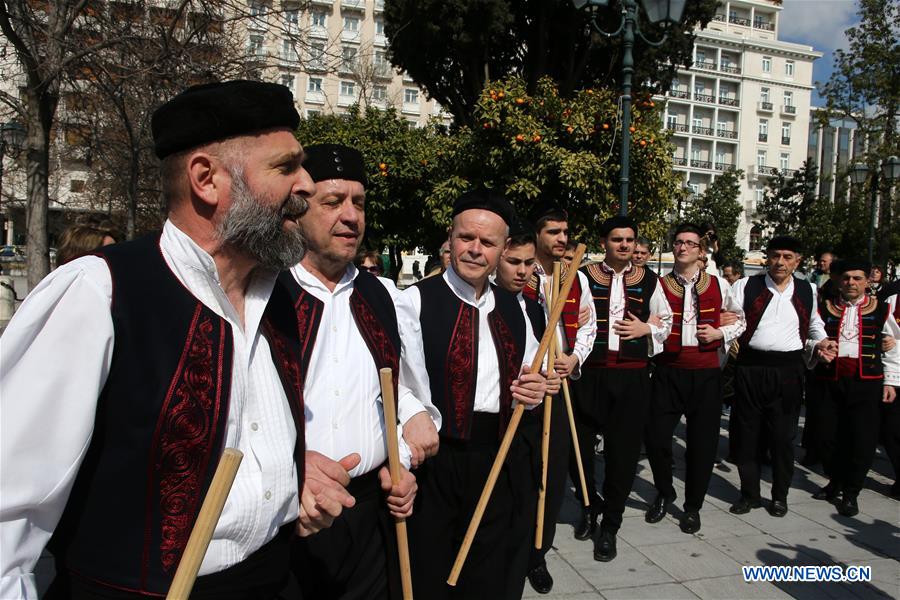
left=146, top=306, right=225, bottom=577
left=489, top=311, right=520, bottom=435
left=350, top=289, right=400, bottom=389
left=446, top=304, right=477, bottom=436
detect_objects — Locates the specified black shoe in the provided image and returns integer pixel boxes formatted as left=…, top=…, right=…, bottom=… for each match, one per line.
left=889, top=482, right=900, bottom=500
left=812, top=482, right=840, bottom=502
left=574, top=506, right=597, bottom=541
left=729, top=497, right=762, bottom=514
left=593, top=530, right=617, bottom=562
left=680, top=511, right=701, bottom=534
left=526, top=561, right=553, bottom=594
left=645, top=494, right=672, bottom=524
left=837, top=496, right=859, bottom=517
left=768, top=500, right=788, bottom=517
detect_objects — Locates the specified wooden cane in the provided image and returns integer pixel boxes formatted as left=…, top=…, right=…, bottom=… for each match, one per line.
left=379, top=368, right=414, bottom=600
left=166, top=448, right=243, bottom=600
left=535, top=262, right=560, bottom=549
left=562, top=378, right=590, bottom=508
left=447, top=244, right=586, bottom=586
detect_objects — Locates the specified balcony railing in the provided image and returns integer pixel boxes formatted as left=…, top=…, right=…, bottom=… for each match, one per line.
left=782, top=137, right=791, bottom=145
left=669, top=89, right=690, bottom=99
left=694, top=93, right=715, bottom=103
left=781, top=104, right=797, bottom=115
left=714, top=162, right=736, bottom=171
left=720, top=64, right=741, bottom=74
left=758, top=133, right=768, bottom=142
left=713, top=14, right=725, bottom=21
left=690, top=159, right=713, bottom=169
left=754, top=20, right=774, bottom=31
left=757, top=101, right=773, bottom=112
left=667, top=123, right=689, bottom=133
left=758, top=165, right=778, bottom=175
left=695, top=60, right=717, bottom=71
left=717, top=129, right=737, bottom=139
left=341, top=0, right=364, bottom=11
left=673, top=156, right=688, bottom=166
left=718, top=96, right=739, bottom=107
left=728, top=16, right=750, bottom=26
left=692, top=126, right=714, bottom=136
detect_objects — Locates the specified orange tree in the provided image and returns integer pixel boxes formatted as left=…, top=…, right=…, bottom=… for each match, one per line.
left=427, top=76, right=680, bottom=247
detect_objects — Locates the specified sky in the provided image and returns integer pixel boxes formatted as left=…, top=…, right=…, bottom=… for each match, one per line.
left=776, top=0, right=861, bottom=106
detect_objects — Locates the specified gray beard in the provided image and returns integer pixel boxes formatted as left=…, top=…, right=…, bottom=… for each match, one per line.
left=217, top=166, right=308, bottom=270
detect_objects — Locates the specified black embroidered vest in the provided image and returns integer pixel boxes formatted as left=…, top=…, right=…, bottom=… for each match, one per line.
left=415, top=275, right=527, bottom=440
left=815, top=296, right=889, bottom=380
left=277, top=269, right=402, bottom=410
left=523, top=294, right=546, bottom=342
left=582, top=263, right=658, bottom=363
left=738, top=274, right=813, bottom=349
left=49, top=234, right=306, bottom=596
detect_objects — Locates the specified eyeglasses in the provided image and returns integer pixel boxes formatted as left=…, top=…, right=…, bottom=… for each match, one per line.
left=673, top=240, right=701, bottom=249
left=361, top=265, right=381, bottom=274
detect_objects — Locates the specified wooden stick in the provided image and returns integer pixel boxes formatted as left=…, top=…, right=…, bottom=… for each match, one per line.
left=380, top=368, right=414, bottom=600
left=166, top=448, right=243, bottom=600
left=562, top=378, right=590, bottom=508
left=447, top=244, right=586, bottom=586
left=534, top=264, right=559, bottom=549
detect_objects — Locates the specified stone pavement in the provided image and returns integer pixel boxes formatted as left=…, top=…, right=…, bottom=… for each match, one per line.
left=525, top=413, right=900, bottom=600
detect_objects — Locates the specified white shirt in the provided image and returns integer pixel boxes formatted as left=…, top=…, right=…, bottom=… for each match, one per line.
left=730, top=274, right=826, bottom=353
left=288, top=263, right=440, bottom=477
left=828, top=295, right=900, bottom=386
left=601, top=262, right=673, bottom=356
left=533, top=265, right=596, bottom=373
left=672, top=270, right=746, bottom=347
left=396, top=266, right=540, bottom=414
left=0, top=221, right=299, bottom=599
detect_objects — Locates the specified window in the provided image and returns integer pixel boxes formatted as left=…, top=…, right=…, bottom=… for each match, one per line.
left=694, top=83, right=704, bottom=95
left=749, top=226, right=762, bottom=251
left=250, top=2, right=267, bottom=19
left=307, top=77, right=322, bottom=93
left=717, top=120, right=727, bottom=133
left=760, top=87, right=770, bottom=103
left=783, top=90, right=793, bottom=107
left=373, top=85, right=387, bottom=101
left=715, top=150, right=725, bottom=164
left=343, top=16, right=359, bottom=32
left=757, top=150, right=767, bottom=168
left=720, top=84, right=731, bottom=98
left=755, top=188, right=765, bottom=203
left=780, top=153, right=790, bottom=171
left=758, top=119, right=768, bottom=141
left=667, top=115, right=677, bottom=128
left=785, top=60, right=794, bottom=77
left=374, top=50, right=389, bottom=73
left=247, top=34, right=264, bottom=56
left=309, top=42, right=325, bottom=68
left=782, top=123, right=791, bottom=144
left=341, top=46, right=357, bottom=71
left=284, top=9, right=299, bottom=28
left=689, top=183, right=700, bottom=195
left=762, top=56, right=772, bottom=73
left=692, top=117, right=702, bottom=129
left=311, top=11, right=326, bottom=27
left=375, top=18, right=385, bottom=35
left=691, top=148, right=701, bottom=161
left=280, top=74, right=295, bottom=90
left=70, top=179, right=85, bottom=193
left=281, top=38, right=298, bottom=62
left=306, top=109, right=320, bottom=118
left=404, top=88, right=419, bottom=104
left=340, top=80, right=356, bottom=97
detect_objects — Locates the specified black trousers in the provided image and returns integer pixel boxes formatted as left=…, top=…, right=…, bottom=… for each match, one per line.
left=406, top=413, right=538, bottom=600
left=292, top=469, right=399, bottom=600
left=529, top=390, right=572, bottom=570
left=570, top=366, right=651, bottom=534
left=731, top=353, right=805, bottom=503
left=645, top=366, right=722, bottom=513
left=881, top=398, right=900, bottom=485
left=47, top=524, right=294, bottom=600
left=811, top=377, right=883, bottom=497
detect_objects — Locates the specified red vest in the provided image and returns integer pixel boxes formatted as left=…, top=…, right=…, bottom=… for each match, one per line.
left=522, top=265, right=581, bottom=352
left=658, top=271, right=722, bottom=369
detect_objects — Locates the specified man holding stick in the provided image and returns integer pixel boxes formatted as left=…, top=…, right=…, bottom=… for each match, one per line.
left=574, top=216, right=672, bottom=562
left=520, top=206, right=595, bottom=593
left=397, top=190, right=548, bottom=599
left=282, top=144, right=439, bottom=599
left=0, top=81, right=341, bottom=599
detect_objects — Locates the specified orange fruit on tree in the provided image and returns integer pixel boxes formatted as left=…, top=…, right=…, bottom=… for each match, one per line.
left=602, top=123, right=610, bottom=130
left=379, top=162, right=387, bottom=170
left=515, top=134, right=525, bottom=142
left=515, top=98, right=525, bottom=105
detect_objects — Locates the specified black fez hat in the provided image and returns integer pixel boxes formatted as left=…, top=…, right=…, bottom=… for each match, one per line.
left=452, top=188, right=516, bottom=226
left=151, top=80, right=300, bottom=159
left=509, top=216, right=535, bottom=238
left=766, top=235, right=802, bottom=254
left=529, top=202, right=568, bottom=225
left=600, top=215, right=638, bottom=238
left=302, top=144, right=368, bottom=187
left=835, top=258, right=871, bottom=277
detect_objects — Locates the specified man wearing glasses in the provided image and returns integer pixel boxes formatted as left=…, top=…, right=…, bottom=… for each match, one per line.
left=644, top=224, right=745, bottom=534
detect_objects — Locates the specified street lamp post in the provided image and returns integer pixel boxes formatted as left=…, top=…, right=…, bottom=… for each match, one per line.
left=0, top=122, right=27, bottom=246
left=573, top=0, right=686, bottom=216
left=849, top=155, right=900, bottom=264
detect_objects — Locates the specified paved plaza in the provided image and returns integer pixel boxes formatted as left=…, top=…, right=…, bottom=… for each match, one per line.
left=527, top=413, right=900, bottom=600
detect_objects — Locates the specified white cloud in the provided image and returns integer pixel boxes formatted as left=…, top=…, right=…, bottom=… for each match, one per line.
left=778, top=0, right=858, bottom=52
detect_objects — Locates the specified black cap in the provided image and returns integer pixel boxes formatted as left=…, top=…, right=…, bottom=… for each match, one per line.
left=600, top=215, right=638, bottom=238
left=529, top=202, right=568, bottom=225
left=766, top=235, right=802, bottom=254
left=835, top=258, right=871, bottom=276
left=302, top=144, right=368, bottom=187
left=152, top=80, right=300, bottom=159
left=452, top=189, right=516, bottom=226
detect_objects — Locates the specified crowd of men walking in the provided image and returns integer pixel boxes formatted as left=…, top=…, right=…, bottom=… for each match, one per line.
left=1, top=80, right=898, bottom=600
